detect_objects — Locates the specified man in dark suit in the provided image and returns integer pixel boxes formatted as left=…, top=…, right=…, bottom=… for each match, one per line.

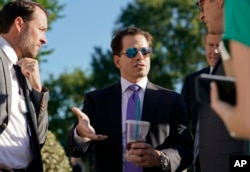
left=181, top=32, right=221, bottom=136
left=66, top=27, right=193, bottom=172
left=183, top=1, right=249, bottom=172
left=0, top=1, right=49, bottom=172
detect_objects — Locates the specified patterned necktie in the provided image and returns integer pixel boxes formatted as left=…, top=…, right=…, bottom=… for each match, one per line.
left=125, top=84, right=142, bottom=172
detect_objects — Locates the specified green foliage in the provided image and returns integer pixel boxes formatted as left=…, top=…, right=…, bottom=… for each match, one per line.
left=91, top=0, right=206, bottom=90
left=41, top=130, right=72, bottom=172
left=44, top=69, right=90, bottom=146
left=89, top=47, right=120, bottom=89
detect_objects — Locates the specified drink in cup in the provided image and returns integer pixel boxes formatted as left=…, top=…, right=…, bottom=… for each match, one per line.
left=126, top=120, right=150, bottom=150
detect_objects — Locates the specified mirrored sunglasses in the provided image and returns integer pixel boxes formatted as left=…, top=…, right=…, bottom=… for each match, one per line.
left=120, top=47, right=152, bottom=58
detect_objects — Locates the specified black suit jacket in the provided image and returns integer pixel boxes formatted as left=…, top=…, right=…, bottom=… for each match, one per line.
left=182, top=59, right=249, bottom=172
left=66, top=81, right=193, bottom=172
left=181, top=66, right=210, bottom=136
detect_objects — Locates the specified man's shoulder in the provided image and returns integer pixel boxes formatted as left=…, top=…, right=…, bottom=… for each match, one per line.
left=86, top=82, right=120, bottom=96
left=186, top=67, right=210, bottom=79
left=148, top=82, right=180, bottom=96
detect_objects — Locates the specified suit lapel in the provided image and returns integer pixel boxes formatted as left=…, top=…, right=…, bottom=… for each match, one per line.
left=0, top=50, right=12, bottom=119
left=141, top=82, right=159, bottom=123
left=108, top=83, right=122, bottom=135
left=104, top=83, right=123, bottom=165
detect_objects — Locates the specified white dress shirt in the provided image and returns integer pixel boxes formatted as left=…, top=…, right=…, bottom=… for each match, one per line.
left=0, top=37, right=32, bottom=168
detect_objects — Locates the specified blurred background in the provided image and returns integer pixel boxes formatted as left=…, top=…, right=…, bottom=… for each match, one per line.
left=0, top=0, right=206, bottom=171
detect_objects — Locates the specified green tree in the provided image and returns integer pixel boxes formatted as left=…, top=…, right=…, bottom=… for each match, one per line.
left=90, top=0, right=206, bottom=90
left=43, top=69, right=91, bottom=145
left=89, top=47, right=120, bottom=89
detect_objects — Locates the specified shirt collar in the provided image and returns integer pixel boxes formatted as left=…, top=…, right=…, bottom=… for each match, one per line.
left=120, top=76, right=148, bottom=94
left=210, top=66, right=213, bottom=74
left=0, top=36, right=18, bottom=64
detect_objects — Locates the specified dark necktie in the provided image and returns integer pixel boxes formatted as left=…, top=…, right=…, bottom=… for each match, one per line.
left=125, top=84, right=142, bottom=172
left=13, top=65, right=24, bottom=96
left=13, top=65, right=37, bottom=157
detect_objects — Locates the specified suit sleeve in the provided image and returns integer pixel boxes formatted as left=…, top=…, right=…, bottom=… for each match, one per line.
left=150, top=92, right=193, bottom=172
left=31, top=86, right=49, bottom=147
left=66, top=92, right=94, bottom=157
left=167, top=94, right=193, bottom=171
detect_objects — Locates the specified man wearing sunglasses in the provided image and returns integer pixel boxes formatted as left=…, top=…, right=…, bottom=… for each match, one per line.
left=66, top=27, right=193, bottom=172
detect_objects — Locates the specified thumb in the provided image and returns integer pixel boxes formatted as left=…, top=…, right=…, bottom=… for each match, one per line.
left=72, top=107, right=88, bottom=120
left=72, top=106, right=81, bottom=116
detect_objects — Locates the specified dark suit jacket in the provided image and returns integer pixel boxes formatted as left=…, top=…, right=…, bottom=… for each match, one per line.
left=181, top=66, right=210, bottom=136
left=183, top=59, right=249, bottom=172
left=66, top=81, right=193, bottom=172
left=0, top=49, right=49, bottom=171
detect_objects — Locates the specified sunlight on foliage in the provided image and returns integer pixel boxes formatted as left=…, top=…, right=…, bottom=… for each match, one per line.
left=41, top=131, right=72, bottom=172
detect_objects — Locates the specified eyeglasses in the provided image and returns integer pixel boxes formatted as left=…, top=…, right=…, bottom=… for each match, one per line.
left=196, top=1, right=204, bottom=12
left=119, top=47, right=152, bottom=58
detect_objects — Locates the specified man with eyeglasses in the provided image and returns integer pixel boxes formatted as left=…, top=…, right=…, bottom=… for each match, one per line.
left=207, top=0, right=250, bottom=140
left=66, top=27, right=193, bottom=172
left=192, top=1, right=249, bottom=172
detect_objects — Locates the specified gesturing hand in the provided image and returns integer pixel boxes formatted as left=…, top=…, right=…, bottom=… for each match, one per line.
left=72, top=107, right=108, bottom=140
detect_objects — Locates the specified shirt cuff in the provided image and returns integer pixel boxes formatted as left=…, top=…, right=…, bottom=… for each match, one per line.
left=74, top=128, right=91, bottom=144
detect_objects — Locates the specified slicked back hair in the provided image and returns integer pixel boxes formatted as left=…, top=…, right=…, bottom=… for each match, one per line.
left=111, top=27, right=153, bottom=56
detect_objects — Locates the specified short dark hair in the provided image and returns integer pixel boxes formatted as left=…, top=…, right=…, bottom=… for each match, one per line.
left=0, top=0, right=48, bottom=33
left=111, top=27, right=153, bottom=56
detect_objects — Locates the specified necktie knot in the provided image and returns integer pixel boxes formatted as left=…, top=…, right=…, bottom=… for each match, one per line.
left=129, top=84, right=140, bottom=92
left=13, top=64, right=24, bottom=95
left=13, top=64, right=21, bottom=73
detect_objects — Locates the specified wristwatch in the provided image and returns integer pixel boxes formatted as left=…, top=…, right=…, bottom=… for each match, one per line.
left=160, top=151, right=170, bottom=171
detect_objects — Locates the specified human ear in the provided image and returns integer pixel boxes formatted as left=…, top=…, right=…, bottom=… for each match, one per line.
left=217, top=0, right=224, bottom=9
left=113, top=55, right=120, bottom=68
left=14, top=16, right=24, bottom=31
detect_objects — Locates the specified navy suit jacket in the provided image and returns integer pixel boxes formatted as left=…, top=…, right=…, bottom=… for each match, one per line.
left=66, top=81, right=193, bottom=172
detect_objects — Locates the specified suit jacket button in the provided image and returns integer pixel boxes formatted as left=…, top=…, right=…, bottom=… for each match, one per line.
left=1, top=123, right=7, bottom=129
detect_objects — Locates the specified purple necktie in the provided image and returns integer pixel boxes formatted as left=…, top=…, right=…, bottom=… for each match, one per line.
left=125, top=84, right=142, bottom=172
left=126, top=84, right=140, bottom=120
